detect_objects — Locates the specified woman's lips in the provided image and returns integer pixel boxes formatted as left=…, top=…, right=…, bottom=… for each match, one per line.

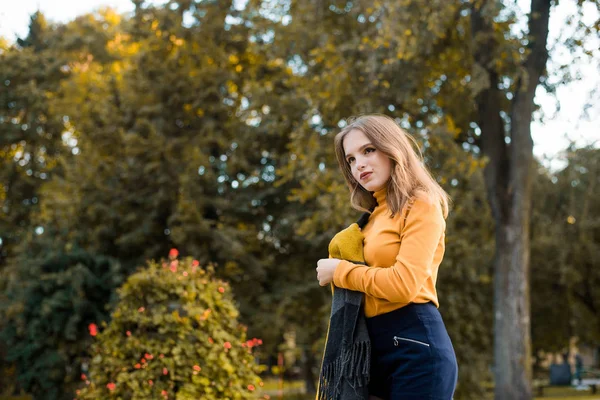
left=361, top=172, right=373, bottom=181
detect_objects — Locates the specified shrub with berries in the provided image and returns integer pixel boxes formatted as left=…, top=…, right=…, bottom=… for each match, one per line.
left=76, top=249, right=264, bottom=399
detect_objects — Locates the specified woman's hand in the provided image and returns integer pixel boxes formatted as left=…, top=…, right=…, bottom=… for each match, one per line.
left=316, top=258, right=341, bottom=286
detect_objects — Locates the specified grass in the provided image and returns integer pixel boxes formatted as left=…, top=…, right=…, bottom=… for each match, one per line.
left=260, top=378, right=308, bottom=399
left=0, top=397, right=32, bottom=400
left=259, top=379, right=600, bottom=400
left=533, top=386, right=600, bottom=399
left=1, top=381, right=597, bottom=400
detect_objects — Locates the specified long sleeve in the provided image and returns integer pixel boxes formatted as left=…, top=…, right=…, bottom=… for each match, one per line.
left=332, top=198, right=445, bottom=304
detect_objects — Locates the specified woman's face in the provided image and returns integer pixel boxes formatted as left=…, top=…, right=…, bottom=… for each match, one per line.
left=343, top=129, right=392, bottom=192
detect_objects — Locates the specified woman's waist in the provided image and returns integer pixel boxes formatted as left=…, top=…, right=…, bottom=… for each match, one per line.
left=362, top=290, right=439, bottom=318
left=365, top=301, right=442, bottom=334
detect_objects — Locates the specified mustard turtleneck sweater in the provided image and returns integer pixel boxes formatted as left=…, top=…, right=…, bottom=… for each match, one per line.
left=332, top=188, right=446, bottom=318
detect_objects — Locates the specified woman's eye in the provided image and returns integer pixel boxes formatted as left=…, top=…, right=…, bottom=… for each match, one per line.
left=347, top=149, right=374, bottom=164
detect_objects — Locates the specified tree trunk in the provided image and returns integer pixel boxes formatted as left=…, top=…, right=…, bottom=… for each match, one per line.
left=493, top=170, right=534, bottom=400
left=471, top=0, right=551, bottom=399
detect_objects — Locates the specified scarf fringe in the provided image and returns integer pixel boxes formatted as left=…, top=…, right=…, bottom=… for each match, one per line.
left=317, top=340, right=371, bottom=400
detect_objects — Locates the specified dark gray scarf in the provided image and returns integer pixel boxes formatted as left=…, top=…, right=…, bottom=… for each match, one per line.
left=317, top=212, right=371, bottom=400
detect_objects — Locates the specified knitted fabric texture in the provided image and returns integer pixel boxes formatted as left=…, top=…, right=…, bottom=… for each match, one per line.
left=316, top=212, right=371, bottom=400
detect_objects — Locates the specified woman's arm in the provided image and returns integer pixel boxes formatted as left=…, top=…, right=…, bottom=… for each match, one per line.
left=332, top=198, right=445, bottom=303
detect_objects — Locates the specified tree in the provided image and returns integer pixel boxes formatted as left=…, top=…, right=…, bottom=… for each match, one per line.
left=531, top=147, right=600, bottom=356
left=0, top=11, right=68, bottom=269
left=0, top=11, right=76, bottom=393
left=0, top=248, right=123, bottom=399
left=469, top=1, right=559, bottom=397
left=19, top=2, right=305, bottom=387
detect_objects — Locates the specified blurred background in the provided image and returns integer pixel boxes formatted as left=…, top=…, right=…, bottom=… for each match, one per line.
left=0, top=0, right=598, bottom=399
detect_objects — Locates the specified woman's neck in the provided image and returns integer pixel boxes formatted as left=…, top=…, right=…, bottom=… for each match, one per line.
left=373, top=187, right=387, bottom=206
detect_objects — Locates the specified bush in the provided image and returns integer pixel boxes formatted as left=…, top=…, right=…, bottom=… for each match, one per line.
left=0, top=248, right=123, bottom=400
left=76, top=250, right=264, bottom=399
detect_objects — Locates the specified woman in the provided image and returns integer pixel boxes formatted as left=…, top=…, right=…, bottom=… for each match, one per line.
left=316, top=114, right=458, bottom=400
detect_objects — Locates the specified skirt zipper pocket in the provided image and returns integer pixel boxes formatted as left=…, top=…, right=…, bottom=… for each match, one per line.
left=393, top=336, right=430, bottom=347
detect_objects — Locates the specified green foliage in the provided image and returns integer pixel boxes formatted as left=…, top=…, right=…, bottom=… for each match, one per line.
left=531, top=147, right=600, bottom=353
left=0, top=248, right=123, bottom=400
left=76, top=254, right=263, bottom=400
left=0, top=11, right=69, bottom=269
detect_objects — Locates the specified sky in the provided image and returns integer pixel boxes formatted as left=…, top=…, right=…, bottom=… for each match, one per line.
left=1, top=0, right=598, bottom=170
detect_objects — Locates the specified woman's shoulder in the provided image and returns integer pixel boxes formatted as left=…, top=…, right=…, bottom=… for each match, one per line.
left=411, top=191, right=441, bottom=209
left=400, top=191, right=445, bottom=228
left=403, top=190, right=434, bottom=212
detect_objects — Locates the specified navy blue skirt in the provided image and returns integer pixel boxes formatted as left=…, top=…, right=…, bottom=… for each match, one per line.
left=366, top=302, right=458, bottom=400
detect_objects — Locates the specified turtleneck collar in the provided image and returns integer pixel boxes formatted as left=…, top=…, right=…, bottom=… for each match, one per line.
left=373, top=187, right=387, bottom=206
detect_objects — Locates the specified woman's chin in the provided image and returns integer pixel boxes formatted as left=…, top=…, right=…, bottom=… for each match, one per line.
left=367, top=185, right=385, bottom=193
left=362, top=183, right=377, bottom=192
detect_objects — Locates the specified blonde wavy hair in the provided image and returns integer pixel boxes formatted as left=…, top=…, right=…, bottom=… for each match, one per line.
left=334, top=114, right=450, bottom=218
